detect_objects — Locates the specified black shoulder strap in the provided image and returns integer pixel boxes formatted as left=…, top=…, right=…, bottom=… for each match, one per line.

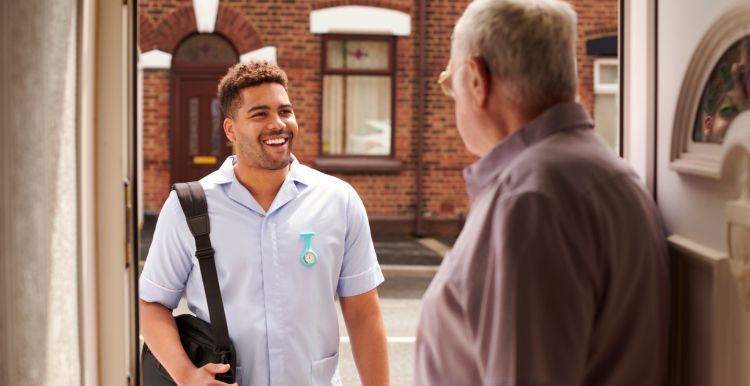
left=172, top=182, right=232, bottom=351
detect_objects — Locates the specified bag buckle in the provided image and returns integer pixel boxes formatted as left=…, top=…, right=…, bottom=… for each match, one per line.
left=195, top=247, right=215, bottom=260
left=213, top=346, right=235, bottom=383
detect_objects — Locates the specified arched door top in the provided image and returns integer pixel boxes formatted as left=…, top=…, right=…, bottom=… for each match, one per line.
left=172, top=33, right=239, bottom=64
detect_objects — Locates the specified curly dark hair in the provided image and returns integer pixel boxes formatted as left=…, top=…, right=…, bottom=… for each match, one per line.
left=217, top=60, right=289, bottom=119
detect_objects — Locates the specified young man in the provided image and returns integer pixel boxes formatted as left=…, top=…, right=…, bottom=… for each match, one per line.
left=140, top=60, right=389, bottom=386
left=414, top=0, right=669, bottom=385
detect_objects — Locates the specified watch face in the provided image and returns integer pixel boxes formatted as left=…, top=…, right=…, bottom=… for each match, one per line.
left=304, top=252, right=317, bottom=265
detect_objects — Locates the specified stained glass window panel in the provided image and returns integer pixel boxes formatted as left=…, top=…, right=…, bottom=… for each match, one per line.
left=211, top=97, right=222, bottom=154
left=693, top=36, right=750, bottom=143
left=189, top=97, right=199, bottom=155
left=173, top=34, right=238, bottom=64
left=326, top=40, right=389, bottom=70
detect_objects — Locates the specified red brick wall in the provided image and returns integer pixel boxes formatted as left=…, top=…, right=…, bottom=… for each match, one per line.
left=143, top=69, right=172, bottom=211
left=139, top=0, right=617, bottom=220
left=573, top=0, right=619, bottom=115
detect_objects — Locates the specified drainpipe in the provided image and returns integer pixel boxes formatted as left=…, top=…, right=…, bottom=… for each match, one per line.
left=415, top=0, right=426, bottom=237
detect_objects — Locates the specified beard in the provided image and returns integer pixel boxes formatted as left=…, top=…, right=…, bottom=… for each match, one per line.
left=236, top=129, right=295, bottom=170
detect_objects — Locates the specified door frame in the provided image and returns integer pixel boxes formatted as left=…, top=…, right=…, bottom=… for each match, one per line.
left=170, top=63, right=235, bottom=186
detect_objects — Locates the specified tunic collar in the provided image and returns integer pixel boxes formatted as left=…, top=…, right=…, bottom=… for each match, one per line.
left=463, top=102, right=594, bottom=201
left=214, top=154, right=309, bottom=215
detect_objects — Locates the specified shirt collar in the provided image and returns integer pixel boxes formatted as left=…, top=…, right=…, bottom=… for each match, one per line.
left=215, top=154, right=309, bottom=215
left=463, top=102, right=594, bottom=201
left=214, top=154, right=309, bottom=186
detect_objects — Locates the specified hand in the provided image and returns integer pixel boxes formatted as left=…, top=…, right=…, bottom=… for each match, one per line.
left=180, top=363, right=238, bottom=386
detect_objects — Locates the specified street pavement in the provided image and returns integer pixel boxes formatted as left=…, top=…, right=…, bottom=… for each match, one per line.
left=336, top=277, right=433, bottom=386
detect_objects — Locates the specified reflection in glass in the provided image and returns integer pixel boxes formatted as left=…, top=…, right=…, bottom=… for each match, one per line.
left=693, top=36, right=750, bottom=143
left=189, top=97, right=199, bottom=155
left=211, top=97, right=222, bottom=154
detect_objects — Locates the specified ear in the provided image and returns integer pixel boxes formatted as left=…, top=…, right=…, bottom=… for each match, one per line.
left=465, top=55, right=491, bottom=109
left=224, top=117, right=237, bottom=142
left=704, top=116, right=712, bottom=138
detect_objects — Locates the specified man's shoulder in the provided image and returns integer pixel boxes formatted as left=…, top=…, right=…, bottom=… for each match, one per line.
left=503, top=129, right=636, bottom=199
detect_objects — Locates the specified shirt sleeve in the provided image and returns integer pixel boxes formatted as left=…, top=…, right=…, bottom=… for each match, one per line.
left=336, top=185, right=384, bottom=297
left=467, top=192, right=596, bottom=385
left=139, top=191, right=195, bottom=309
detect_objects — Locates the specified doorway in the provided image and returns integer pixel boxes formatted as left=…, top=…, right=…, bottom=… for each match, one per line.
left=170, top=33, right=239, bottom=184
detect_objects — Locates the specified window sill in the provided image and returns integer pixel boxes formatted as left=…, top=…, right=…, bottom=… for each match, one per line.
left=313, top=157, right=402, bottom=173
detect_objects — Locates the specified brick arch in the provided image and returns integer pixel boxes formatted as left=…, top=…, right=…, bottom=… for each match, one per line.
left=311, top=0, right=412, bottom=15
left=140, top=4, right=198, bottom=54
left=214, top=6, right=265, bottom=55
left=139, top=14, right=159, bottom=52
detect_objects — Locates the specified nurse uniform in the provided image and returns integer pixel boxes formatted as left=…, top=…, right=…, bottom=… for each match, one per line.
left=139, top=155, right=384, bottom=386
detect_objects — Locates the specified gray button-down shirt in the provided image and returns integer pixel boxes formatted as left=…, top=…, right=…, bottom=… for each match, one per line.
left=414, top=102, right=669, bottom=386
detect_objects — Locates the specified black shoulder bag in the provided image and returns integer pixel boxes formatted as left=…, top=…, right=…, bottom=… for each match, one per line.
left=141, top=182, right=237, bottom=385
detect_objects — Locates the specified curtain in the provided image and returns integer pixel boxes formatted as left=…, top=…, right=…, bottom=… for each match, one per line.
left=345, top=76, right=391, bottom=155
left=322, top=75, right=391, bottom=155
left=323, top=39, right=392, bottom=155
left=0, top=0, right=81, bottom=384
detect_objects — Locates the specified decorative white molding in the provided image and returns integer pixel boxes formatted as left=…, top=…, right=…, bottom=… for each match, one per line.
left=139, top=49, right=172, bottom=69
left=719, top=110, right=750, bottom=309
left=193, top=0, right=220, bottom=33
left=240, top=46, right=277, bottom=64
left=667, top=234, right=728, bottom=263
left=669, top=1, right=750, bottom=179
left=310, top=6, right=411, bottom=36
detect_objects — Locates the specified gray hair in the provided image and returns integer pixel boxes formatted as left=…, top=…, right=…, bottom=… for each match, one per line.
left=452, top=0, right=579, bottom=106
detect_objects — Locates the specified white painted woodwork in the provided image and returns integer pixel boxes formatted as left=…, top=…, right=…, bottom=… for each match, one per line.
left=193, top=0, right=220, bottom=34
left=140, top=49, right=172, bottom=69
left=653, top=1, right=750, bottom=384
left=96, top=0, right=135, bottom=384
left=310, top=6, right=411, bottom=36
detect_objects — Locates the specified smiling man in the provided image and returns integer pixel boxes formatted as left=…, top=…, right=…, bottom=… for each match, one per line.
left=140, top=60, right=389, bottom=386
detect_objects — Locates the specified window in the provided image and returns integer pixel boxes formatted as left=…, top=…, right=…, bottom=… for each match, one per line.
left=321, top=35, right=395, bottom=157
left=692, top=36, right=750, bottom=143
left=593, top=58, right=620, bottom=153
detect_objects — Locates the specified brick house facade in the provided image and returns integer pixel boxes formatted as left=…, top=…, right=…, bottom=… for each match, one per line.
left=139, top=0, right=618, bottom=236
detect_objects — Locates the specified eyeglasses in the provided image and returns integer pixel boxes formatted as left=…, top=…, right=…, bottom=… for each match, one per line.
left=437, top=60, right=466, bottom=98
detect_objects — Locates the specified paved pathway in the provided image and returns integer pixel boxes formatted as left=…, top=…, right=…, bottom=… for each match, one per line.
left=336, top=277, right=433, bottom=386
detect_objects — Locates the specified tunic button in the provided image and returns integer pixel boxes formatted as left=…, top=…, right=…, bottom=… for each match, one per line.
left=259, top=214, right=264, bottom=218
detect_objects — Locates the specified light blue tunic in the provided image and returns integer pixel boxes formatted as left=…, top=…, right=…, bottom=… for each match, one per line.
left=139, top=155, right=384, bottom=386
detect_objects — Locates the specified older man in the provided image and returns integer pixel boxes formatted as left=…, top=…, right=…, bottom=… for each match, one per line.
left=414, top=0, right=669, bottom=385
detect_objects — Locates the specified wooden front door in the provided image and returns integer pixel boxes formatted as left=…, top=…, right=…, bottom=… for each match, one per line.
left=169, top=33, right=239, bottom=185
left=171, top=64, right=234, bottom=184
